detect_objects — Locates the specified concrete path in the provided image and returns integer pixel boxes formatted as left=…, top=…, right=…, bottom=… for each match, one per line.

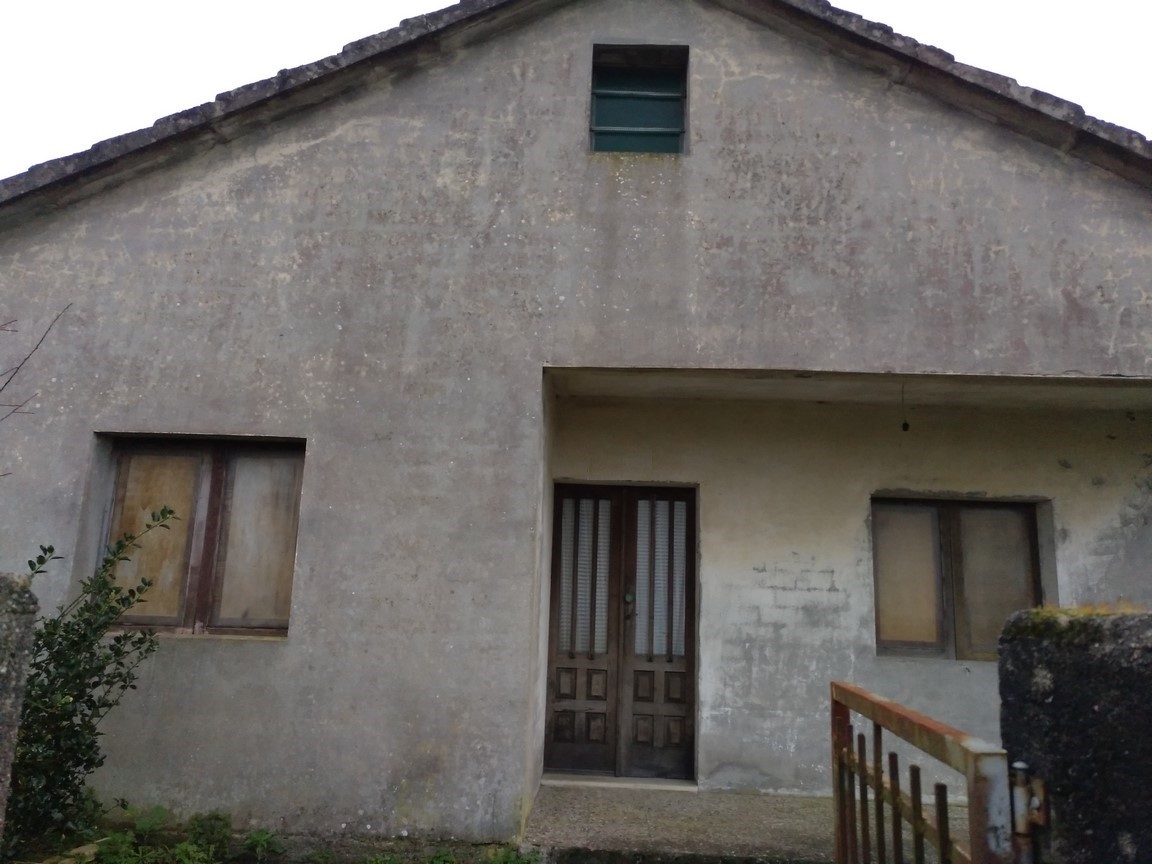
left=523, top=778, right=835, bottom=862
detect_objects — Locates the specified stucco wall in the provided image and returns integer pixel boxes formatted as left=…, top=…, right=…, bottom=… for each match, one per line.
left=1, top=0, right=1151, bottom=838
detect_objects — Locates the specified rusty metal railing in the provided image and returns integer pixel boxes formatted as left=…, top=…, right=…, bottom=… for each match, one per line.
left=831, top=681, right=1015, bottom=864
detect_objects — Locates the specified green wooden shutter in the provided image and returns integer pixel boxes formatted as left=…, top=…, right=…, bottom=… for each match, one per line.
left=591, top=52, right=687, bottom=153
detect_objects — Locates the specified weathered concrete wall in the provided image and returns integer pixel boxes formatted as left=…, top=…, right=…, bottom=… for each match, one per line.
left=1000, top=611, right=1152, bottom=864
left=552, top=397, right=1151, bottom=790
left=521, top=384, right=555, bottom=832
left=0, top=573, right=38, bottom=839
left=0, top=0, right=1151, bottom=838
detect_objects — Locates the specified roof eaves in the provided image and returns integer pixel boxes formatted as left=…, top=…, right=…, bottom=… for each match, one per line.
left=0, top=0, right=517, bottom=208
left=775, top=0, right=1152, bottom=164
left=2, top=0, right=1151, bottom=211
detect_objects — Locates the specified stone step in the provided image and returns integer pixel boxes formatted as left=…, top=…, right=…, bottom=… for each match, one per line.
left=523, top=782, right=833, bottom=864
left=537, top=847, right=829, bottom=864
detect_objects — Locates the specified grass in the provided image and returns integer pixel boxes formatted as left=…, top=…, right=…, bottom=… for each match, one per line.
left=27, top=812, right=539, bottom=864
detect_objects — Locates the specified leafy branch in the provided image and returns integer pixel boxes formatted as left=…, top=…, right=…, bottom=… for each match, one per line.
left=2, top=506, right=178, bottom=859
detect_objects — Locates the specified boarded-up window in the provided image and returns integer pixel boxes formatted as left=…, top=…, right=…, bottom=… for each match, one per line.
left=107, top=440, right=305, bottom=635
left=872, top=499, right=1040, bottom=660
left=872, top=504, right=942, bottom=650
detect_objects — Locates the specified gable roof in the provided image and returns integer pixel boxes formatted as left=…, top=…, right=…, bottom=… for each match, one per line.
left=3, top=0, right=1151, bottom=214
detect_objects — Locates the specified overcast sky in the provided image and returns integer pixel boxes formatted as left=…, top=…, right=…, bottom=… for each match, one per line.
left=2, top=0, right=1149, bottom=182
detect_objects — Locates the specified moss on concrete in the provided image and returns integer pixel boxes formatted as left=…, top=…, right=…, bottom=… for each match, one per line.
left=999, top=610, right=1152, bottom=863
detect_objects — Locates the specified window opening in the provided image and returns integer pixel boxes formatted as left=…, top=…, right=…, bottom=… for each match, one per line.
left=591, top=44, right=688, bottom=154
left=871, top=498, right=1041, bottom=660
left=106, top=438, right=305, bottom=636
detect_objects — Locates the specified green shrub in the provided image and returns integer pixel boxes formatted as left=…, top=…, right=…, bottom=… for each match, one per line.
left=130, top=805, right=174, bottom=846
left=90, top=819, right=285, bottom=864
left=94, top=830, right=142, bottom=864
left=241, top=829, right=285, bottom=864
left=185, top=813, right=232, bottom=860
left=170, top=840, right=214, bottom=864
left=485, top=850, right=538, bottom=864
left=1, top=507, right=177, bottom=860
left=93, top=834, right=210, bottom=864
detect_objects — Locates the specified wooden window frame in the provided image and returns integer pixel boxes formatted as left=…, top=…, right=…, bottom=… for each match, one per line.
left=871, top=498, right=1043, bottom=661
left=107, top=439, right=304, bottom=637
left=590, top=44, right=689, bottom=154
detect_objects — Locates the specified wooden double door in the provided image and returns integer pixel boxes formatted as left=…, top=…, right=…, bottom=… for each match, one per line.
left=544, top=484, right=697, bottom=779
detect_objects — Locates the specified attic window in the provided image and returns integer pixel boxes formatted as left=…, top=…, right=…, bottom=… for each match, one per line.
left=591, top=45, right=688, bottom=154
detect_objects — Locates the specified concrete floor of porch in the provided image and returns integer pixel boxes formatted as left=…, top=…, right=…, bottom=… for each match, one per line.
left=522, top=776, right=834, bottom=863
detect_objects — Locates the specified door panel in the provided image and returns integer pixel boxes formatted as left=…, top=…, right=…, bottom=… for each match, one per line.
left=545, top=484, right=696, bottom=779
left=620, top=490, right=695, bottom=778
left=544, top=490, right=620, bottom=773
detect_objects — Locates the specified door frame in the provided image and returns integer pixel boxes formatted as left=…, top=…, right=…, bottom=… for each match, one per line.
left=542, top=480, right=701, bottom=780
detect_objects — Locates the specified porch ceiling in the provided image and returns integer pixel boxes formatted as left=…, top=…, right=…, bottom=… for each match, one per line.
left=547, top=368, right=1152, bottom=411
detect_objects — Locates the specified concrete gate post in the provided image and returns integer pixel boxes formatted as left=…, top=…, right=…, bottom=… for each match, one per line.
left=999, top=610, right=1152, bottom=864
left=0, top=572, right=38, bottom=839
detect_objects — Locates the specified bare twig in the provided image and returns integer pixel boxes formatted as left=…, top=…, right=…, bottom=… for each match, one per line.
left=0, top=392, right=36, bottom=424
left=0, top=304, right=71, bottom=397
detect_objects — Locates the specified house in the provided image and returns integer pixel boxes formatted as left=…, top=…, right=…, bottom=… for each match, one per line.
left=3, top=0, right=1152, bottom=841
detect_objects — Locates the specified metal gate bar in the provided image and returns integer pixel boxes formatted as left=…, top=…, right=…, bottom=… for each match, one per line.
left=831, top=681, right=1014, bottom=864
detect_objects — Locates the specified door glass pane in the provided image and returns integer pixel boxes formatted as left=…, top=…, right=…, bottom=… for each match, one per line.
left=635, top=500, right=650, bottom=655
left=558, top=499, right=574, bottom=652
left=575, top=499, right=594, bottom=654
left=653, top=500, right=670, bottom=656
left=673, top=501, right=687, bottom=657
left=111, top=452, right=199, bottom=621
left=873, top=504, right=941, bottom=646
left=213, top=454, right=302, bottom=629
left=957, top=507, right=1036, bottom=657
left=595, top=500, right=611, bottom=655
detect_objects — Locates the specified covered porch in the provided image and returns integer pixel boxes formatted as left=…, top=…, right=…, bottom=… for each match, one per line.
left=535, top=367, right=1152, bottom=799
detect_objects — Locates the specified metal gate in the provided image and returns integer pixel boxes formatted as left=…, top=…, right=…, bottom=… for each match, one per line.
left=831, top=681, right=1044, bottom=864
